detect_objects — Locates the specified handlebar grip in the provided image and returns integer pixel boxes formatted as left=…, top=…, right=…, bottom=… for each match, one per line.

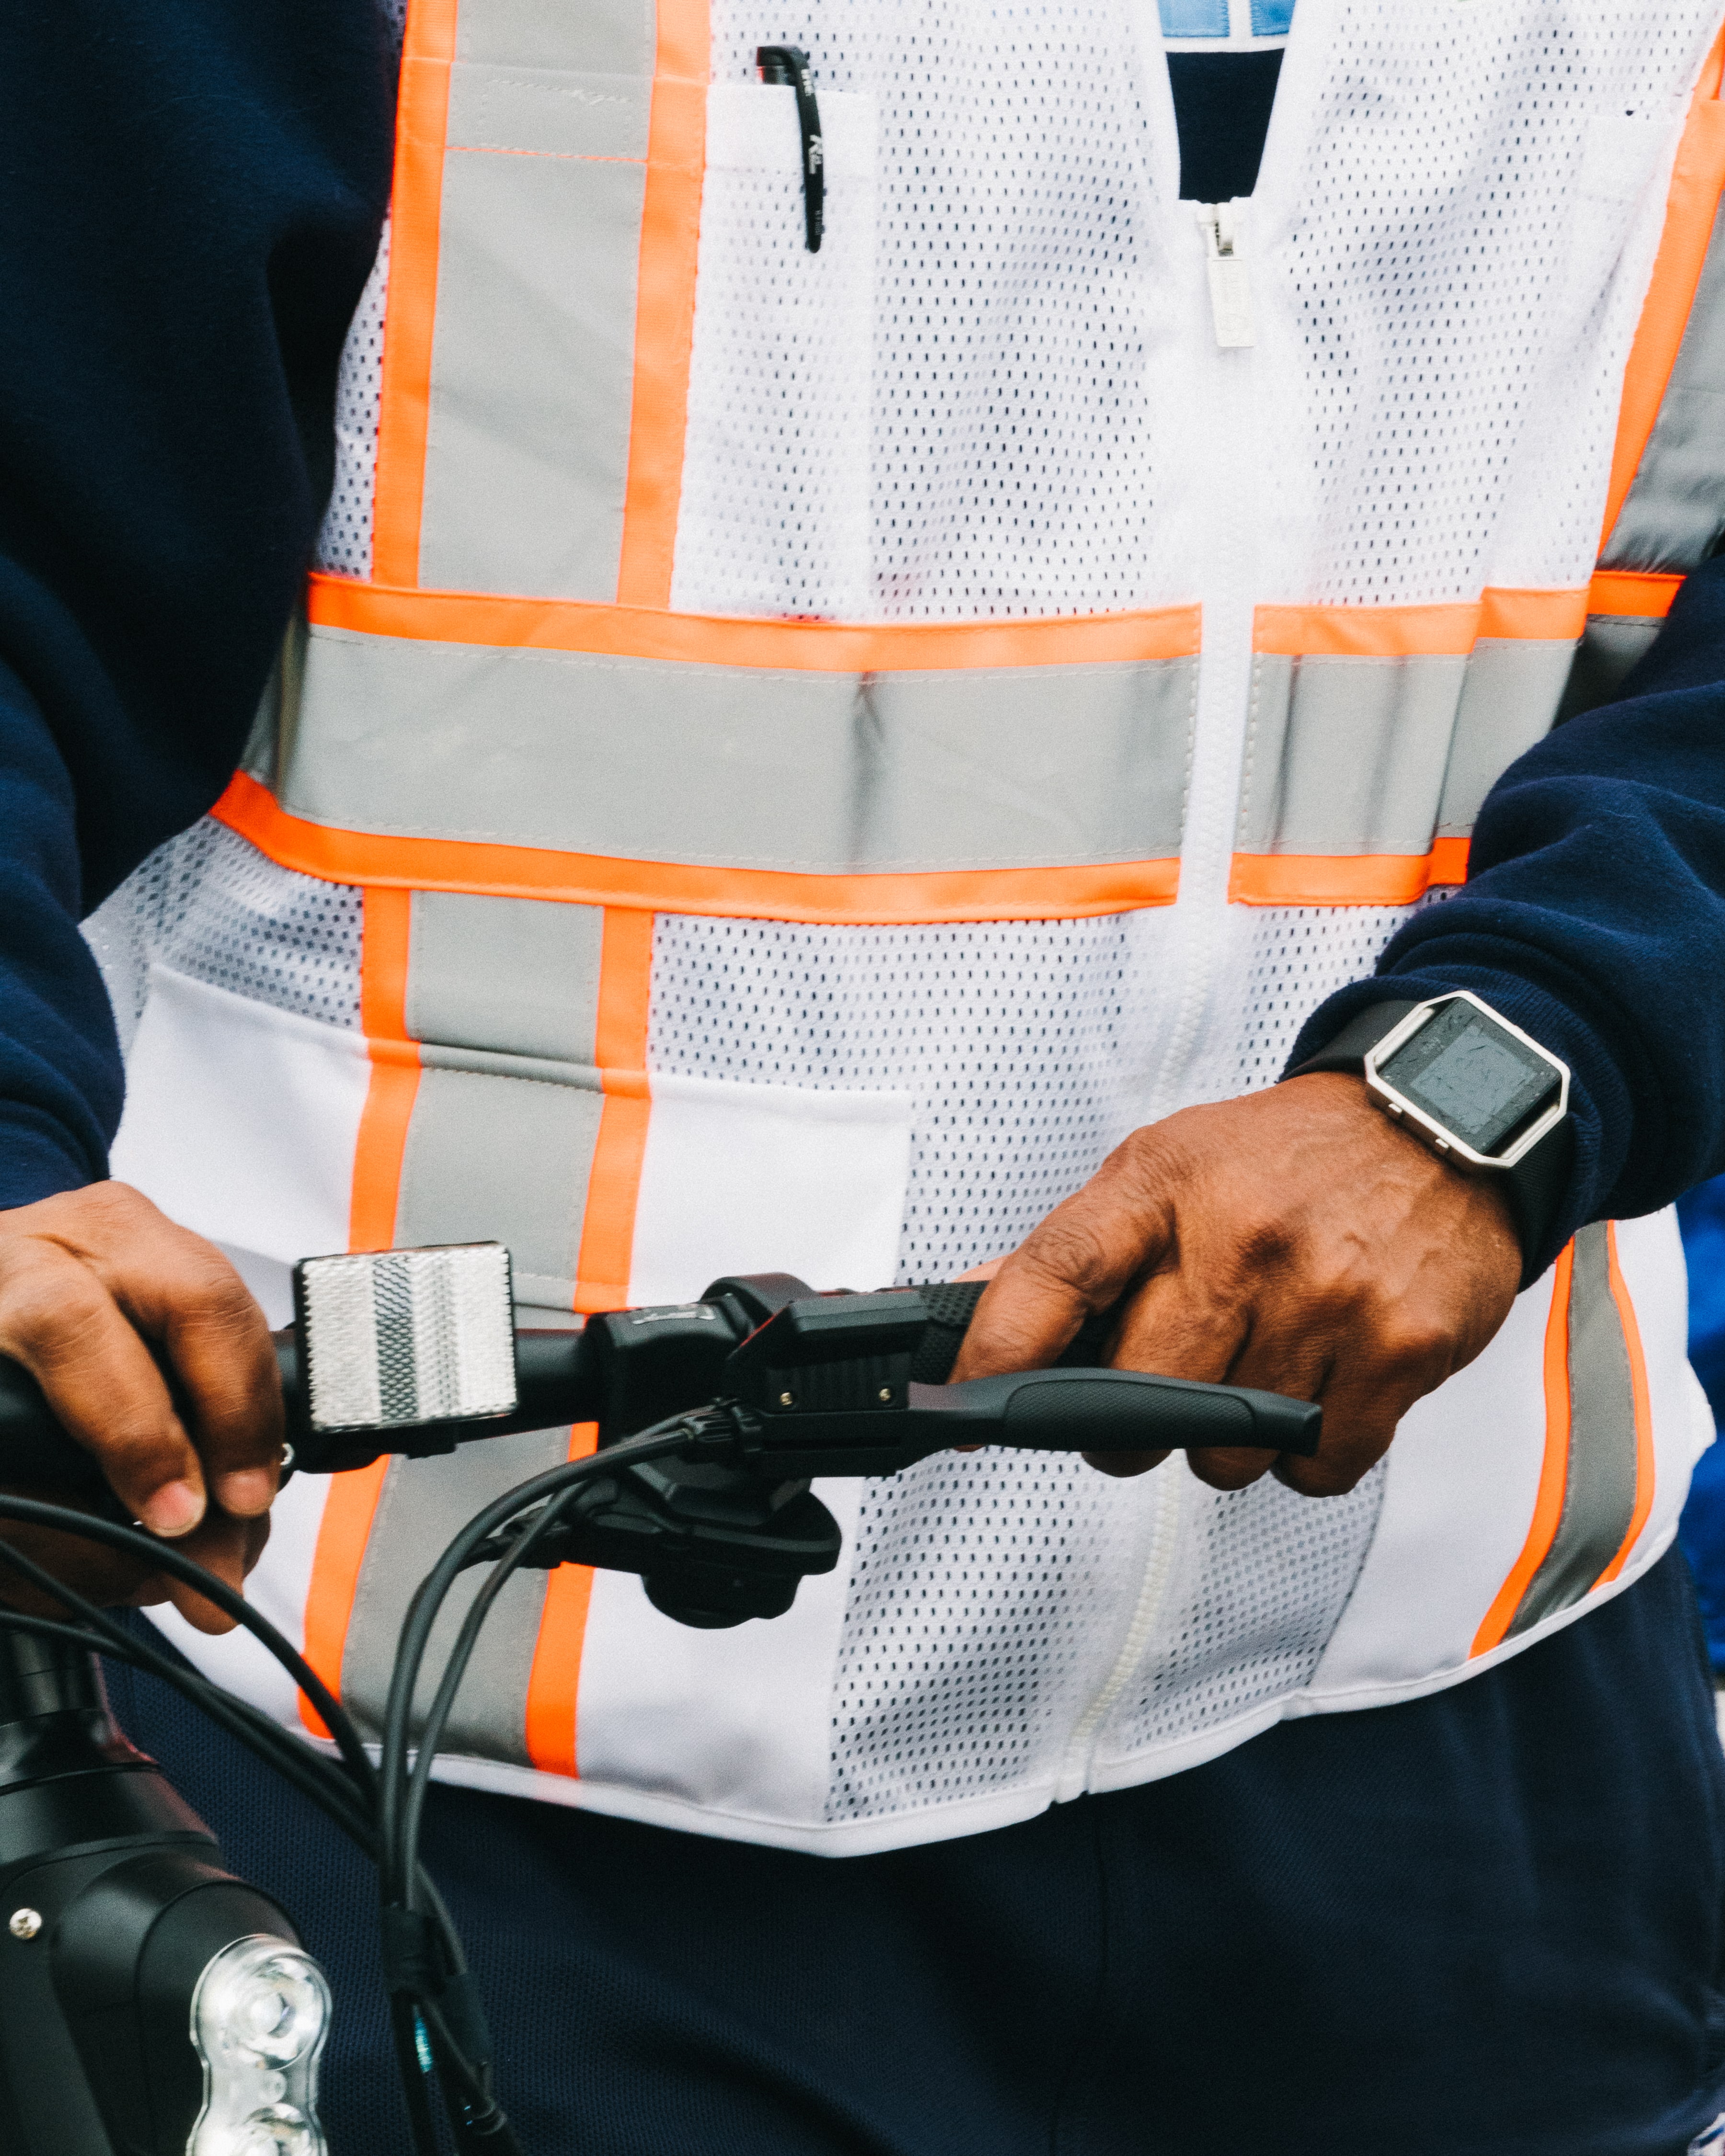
left=992, top=1367, right=1321, bottom=1455
left=0, top=1357, right=108, bottom=1495
left=909, top=1280, right=1118, bottom=1385
left=914, top=1365, right=1321, bottom=1455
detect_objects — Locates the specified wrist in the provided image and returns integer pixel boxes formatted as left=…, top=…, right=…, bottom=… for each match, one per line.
left=1284, top=992, right=1575, bottom=1291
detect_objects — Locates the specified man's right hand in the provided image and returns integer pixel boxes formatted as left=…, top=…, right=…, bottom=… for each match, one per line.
left=0, top=1183, right=282, bottom=1633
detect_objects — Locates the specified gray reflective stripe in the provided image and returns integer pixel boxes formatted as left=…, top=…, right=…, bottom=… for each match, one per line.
left=1507, top=1224, right=1640, bottom=1639
left=1601, top=194, right=1725, bottom=576
left=392, top=890, right=611, bottom=1308
left=339, top=1424, right=574, bottom=1759
left=456, top=0, right=652, bottom=76
left=283, top=626, right=1196, bottom=872
left=394, top=891, right=609, bottom=1303
left=445, top=65, right=649, bottom=160
left=1436, top=641, right=1576, bottom=837
left=407, top=893, right=605, bottom=1064
left=394, top=1059, right=604, bottom=1310
left=414, top=0, right=658, bottom=596
left=419, top=140, right=646, bottom=598
left=1240, top=653, right=1463, bottom=856
left=1555, top=614, right=1665, bottom=722
left=1240, top=640, right=1576, bottom=856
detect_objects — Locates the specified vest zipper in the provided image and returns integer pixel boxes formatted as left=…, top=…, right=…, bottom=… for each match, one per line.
left=1196, top=201, right=1255, bottom=347
left=1053, top=1462, right=1187, bottom=1802
left=1058, top=198, right=1264, bottom=1798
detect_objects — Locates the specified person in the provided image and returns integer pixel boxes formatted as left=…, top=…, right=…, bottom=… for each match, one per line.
left=5, top=1, right=1725, bottom=2148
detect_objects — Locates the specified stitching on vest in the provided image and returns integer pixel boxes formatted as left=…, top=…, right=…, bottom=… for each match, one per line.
left=448, top=145, right=647, bottom=163
left=1239, top=652, right=1265, bottom=846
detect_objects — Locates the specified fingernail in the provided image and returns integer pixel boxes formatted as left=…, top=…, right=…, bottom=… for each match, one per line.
left=142, top=1480, right=204, bottom=1537
left=215, top=1468, right=277, bottom=1517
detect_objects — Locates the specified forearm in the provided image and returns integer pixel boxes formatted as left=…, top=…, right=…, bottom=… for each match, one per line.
left=0, top=0, right=394, bottom=1202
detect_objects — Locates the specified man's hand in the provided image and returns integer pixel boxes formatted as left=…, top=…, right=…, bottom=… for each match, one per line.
left=0, top=1184, right=282, bottom=1631
left=951, top=1072, right=1522, bottom=1495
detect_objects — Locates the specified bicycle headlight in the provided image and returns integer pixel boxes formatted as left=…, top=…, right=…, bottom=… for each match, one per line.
left=188, top=1935, right=331, bottom=2156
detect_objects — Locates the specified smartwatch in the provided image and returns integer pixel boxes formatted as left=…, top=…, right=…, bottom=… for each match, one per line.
left=1287, top=991, right=1574, bottom=1287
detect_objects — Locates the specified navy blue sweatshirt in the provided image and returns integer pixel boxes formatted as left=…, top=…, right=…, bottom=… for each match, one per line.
left=2, top=10, right=1724, bottom=1286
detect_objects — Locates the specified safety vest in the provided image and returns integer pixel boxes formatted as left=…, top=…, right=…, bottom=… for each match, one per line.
left=100, top=0, right=1724, bottom=1854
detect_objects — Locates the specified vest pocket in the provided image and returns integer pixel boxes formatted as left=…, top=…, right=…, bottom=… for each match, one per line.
left=671, top=83, right=879, bottom=619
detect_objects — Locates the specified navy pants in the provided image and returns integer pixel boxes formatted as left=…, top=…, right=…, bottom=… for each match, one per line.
left=109, top=1550, right=1725, bottom=2155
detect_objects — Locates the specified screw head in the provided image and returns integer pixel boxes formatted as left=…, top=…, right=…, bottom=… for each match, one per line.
left=9, top=1909, right=42, bottom=1942
left=778, top=1392, right=795, bottom=1408
left=878, top=1388, right=893, bottom=1402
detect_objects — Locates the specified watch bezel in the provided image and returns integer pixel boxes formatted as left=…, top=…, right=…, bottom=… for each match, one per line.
left=1362, top=991, right=1570, bottom=1172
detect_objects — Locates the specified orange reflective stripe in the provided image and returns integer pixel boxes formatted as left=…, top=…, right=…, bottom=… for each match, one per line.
left=1594, top=1222, right=1656, bottom=1586
left=306, top=571, right=1202, bottom=671
left=1227, top=838, right=1469, bottom=907
left=213, top=771, right=1181, bottom=925
left=573, top=910, right=655, bottom=1313
left=1254, top=589, right=1586, bottom=658
left=298, top=1454, right=392, bottom=1740
left=614, top=0, right=710, bottom=608
left=1471, top=1240, right=1577, bottom=1658
left=1474, top=587, right=1590, bottom=642
left=1586, top=569, right=1682, bottom=619
left=1601, top=23, right=1725, bottom=550
left=522, top=1424, right=600, bottom=1775
left=370, top=0, right=459, bottom=588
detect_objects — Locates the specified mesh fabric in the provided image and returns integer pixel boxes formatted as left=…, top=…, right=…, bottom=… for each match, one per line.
left=314, top=218, right=390, bottom=582
left=649, top=902, right=1413, bottom=1821
left=82, top=821, right=363, bottom=1055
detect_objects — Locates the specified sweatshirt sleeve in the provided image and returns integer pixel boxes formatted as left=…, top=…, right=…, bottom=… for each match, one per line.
left=1288, top=555, right=1725, bottom=1281
left=0, top=1, right=394, bottom=1208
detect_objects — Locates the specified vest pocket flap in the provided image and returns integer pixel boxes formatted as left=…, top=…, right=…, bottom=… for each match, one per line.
left=629, top=1073, right=912, bottom=1308
left=705, top=83, right=877, bottom=182
left=110, top=967, right=370, bottom=1267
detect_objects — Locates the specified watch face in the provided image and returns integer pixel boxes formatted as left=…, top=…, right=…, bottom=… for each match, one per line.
left=1380, top=1000, right=1560, bottom=1158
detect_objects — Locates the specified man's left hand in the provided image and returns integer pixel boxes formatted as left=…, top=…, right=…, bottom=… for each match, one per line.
left=951, top=1071, right=1523, bottom=1495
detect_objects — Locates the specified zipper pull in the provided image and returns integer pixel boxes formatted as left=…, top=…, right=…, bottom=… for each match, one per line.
left=1196, top=201, right=1254, bottom=349
left=757, top=45, right=825, bottom=252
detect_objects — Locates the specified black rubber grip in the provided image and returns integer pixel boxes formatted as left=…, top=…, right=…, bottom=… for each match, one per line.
left=0, top=1357, right=109, bottom=1497
left=996, top=1370, right=1319, bottom=1455
left=909, top=1281, right=1118, bottom=1386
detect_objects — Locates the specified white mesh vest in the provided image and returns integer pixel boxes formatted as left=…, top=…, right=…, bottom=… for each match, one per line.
left=89, top=0, right=1724, bottom=1853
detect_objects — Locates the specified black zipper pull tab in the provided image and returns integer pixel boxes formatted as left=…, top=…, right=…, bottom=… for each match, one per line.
left=756, top=44, right=824, bottom=252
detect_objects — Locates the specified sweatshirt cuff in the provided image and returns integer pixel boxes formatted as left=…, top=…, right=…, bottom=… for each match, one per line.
left=0, top=1102, right=106, bottom=1213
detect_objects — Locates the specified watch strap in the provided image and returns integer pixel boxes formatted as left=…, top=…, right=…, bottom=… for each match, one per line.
left=1286, top=999, right=1575, bottom=1290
